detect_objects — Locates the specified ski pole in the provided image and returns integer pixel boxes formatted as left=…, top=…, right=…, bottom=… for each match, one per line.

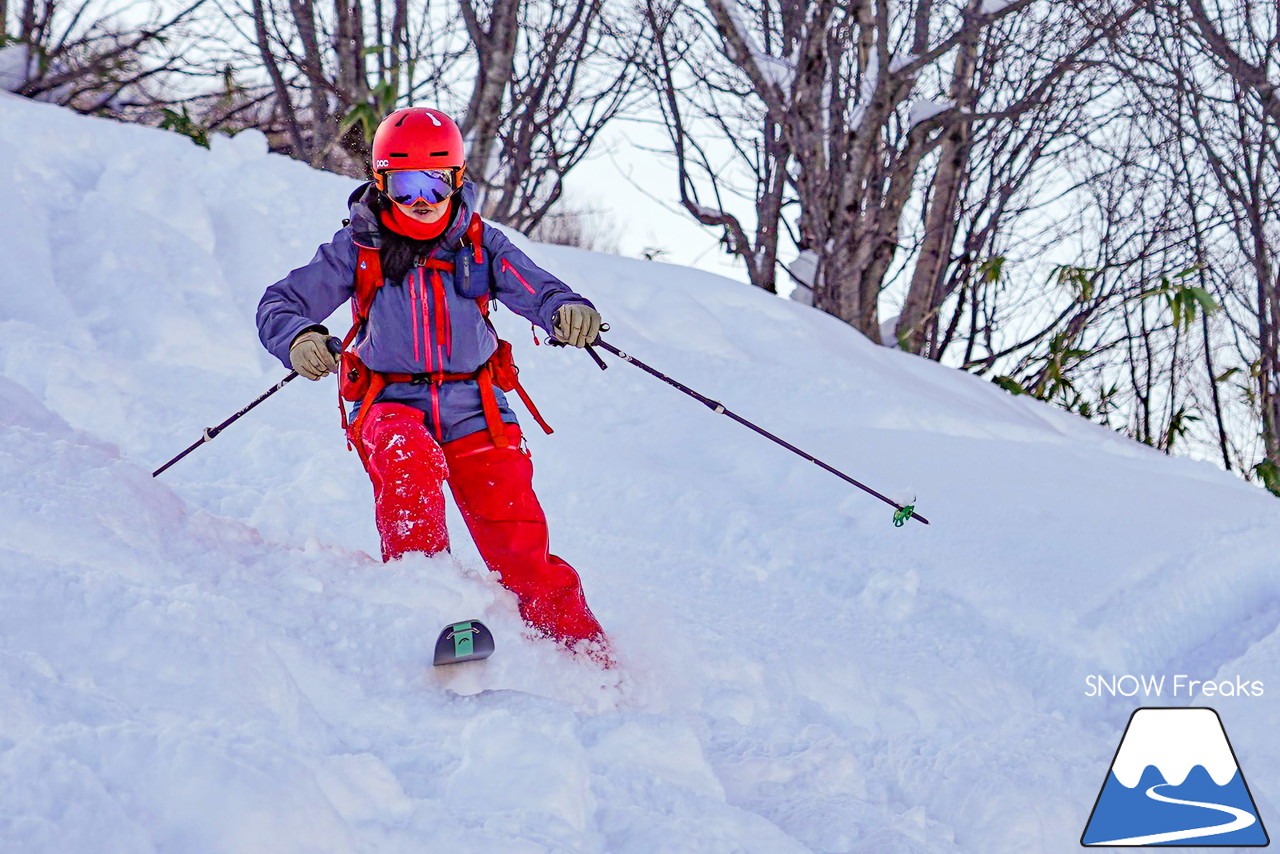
left=553, top=332, right=928, bottom=527
left=152, top=338, right=342, bottom=478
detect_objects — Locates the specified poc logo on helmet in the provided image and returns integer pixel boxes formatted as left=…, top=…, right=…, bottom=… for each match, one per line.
left=374, top=159, right=390, bottom=169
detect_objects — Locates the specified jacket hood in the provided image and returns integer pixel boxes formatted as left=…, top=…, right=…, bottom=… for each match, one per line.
left=346, top=179, right=479, bottom=250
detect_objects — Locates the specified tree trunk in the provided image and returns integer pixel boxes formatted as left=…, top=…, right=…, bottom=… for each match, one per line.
left=19, top=0, right=36, bottom=41
left=895, top=5, right=979, bottom=354
left=289, top=0, right=331, bottom=165
left=460, top=0, right=520, bottom=208
left=334, top=0, right=368, bottom=103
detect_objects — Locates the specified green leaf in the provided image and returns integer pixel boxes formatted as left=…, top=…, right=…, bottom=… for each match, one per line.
left=1163, top=406, right=1201, bottom=451
left=340, top=102, right=378, bottom=143
left=1254, top=459, right=1280, bottom=497
left=1051, top=264, right=1095, bottom=302
left=1188, top=286, right=1218, bottom=315
left=978, top=256, right=1004, bottom=284
left=342, top=80, right=401, bottom=145
left=1137, top=270, right=1217, bottom=330
left=159, top=106, right=210, bottom=149
left=993, top=376, right=1026, bottom=396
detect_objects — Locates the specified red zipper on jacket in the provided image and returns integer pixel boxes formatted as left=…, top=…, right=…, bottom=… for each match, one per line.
left=431, top=385, right=443, bottom=441
left=430, top=267, right=449, bottom=367
left=502, top=258, right=537, bottom=294
left=409, top=265, right=422, bottom=364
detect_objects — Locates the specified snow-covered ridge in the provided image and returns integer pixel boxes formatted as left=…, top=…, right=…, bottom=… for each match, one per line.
left=3, top=93, right=1280, bottom=854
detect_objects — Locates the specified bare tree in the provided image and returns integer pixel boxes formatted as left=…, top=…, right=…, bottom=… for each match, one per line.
left=700, top=0, right=1044, bottom=336
left=1134, top=0, right=1280, bottom=487
left=482, top=0, right=644, bottom=232
left=643, top=0, right=788, bottom=293
left=527, top=196, right=623, bottom=253
left=213, top=0, right=640, bottom=219
left=4, top=0, right=211, bottom=116
left=456, top=0, right=519, bottom=200
left=645, top=0, right=1135, bottom=339
left=902, top=0, right=1135, bottom=359
left=952, top=0, right=1279, bottom=477
left=232, top=0, right=409, bottom=172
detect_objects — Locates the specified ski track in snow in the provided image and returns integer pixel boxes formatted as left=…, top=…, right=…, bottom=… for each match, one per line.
left=2, top=93, right=1280, bottom=853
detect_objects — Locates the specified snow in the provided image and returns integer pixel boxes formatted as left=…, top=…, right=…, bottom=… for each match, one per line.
left=0, top=44, right=33, bottom=93
left=850, top=52, right=881, bottom=132
left=980, top=0, right=1018, bottom=13
left=690, top=201, right=728, bottom=221
left=909, top=99, right=954, bottom=128
left=879, top=313, right=901, bottom=346
left=890, top=53, right=919, bottom=75
left=720, top=0, right=795, bottom=93
left=785, top=249, right=817, bottom=305
left=3, top=94, right=1280, bottom=853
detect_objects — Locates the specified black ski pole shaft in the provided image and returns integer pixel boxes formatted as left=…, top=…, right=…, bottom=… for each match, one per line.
left=589, top=338, right=929, bottom=526
left=153, top=338, right=343, bottom=478
left=152, top=372, right=300, bottom=477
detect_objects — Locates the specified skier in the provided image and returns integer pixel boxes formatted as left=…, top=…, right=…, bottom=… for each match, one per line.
left=256, top=107, right=609, bottom=661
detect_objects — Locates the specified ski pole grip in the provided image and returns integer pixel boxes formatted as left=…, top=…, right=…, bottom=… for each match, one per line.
left=544, top=323, right=610, bottom=370
left=326, top=336, right=343, bottom=357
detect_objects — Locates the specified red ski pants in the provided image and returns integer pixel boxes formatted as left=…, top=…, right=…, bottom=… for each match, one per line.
left=359, top=401, right=605, bottom=646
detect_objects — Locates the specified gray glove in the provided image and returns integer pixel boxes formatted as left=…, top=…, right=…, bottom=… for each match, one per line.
left=289, top=329, right=338, bottom=380
left=552, top=304, right=602, bottom=348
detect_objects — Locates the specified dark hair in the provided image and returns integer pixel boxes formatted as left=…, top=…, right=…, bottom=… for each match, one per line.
left=371, top=190, right=451, bottom=282
left=379, top=227, right=433, bottom=284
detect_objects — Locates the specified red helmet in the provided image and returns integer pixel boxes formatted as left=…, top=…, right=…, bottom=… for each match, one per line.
left=371, top=108, right=466, bottom=191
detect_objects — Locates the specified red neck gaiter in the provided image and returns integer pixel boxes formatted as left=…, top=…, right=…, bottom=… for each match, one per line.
left=381, top=201, right=453, bottom=241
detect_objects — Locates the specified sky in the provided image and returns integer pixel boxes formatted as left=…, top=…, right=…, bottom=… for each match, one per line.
left=551, top=115, right=777, bottom=294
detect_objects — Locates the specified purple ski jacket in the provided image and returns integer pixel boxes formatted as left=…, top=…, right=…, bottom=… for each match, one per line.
left=257, top=180, right=594, bottom=442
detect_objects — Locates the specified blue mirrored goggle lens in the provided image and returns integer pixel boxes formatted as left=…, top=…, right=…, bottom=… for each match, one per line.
left=385, top=170, right=455, bottom=206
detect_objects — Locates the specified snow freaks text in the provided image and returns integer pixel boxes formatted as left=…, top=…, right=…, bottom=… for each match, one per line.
left=1085, top=675, right=1265, bottom=699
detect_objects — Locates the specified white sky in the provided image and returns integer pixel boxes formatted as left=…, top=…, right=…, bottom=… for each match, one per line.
left=556, top=116, right=771, bottom=292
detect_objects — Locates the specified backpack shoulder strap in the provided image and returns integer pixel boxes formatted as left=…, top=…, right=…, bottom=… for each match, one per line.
left=464, top=212, right=493, bottom=317
left=465, top=212, right=485, bottom=265
left=343, top=241, right=385, bottom=348
left=353, top=242, right=385, bottom=323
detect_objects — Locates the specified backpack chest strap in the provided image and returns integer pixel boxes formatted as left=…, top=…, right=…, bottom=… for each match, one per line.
left=421, top=257, right=454, bottom=273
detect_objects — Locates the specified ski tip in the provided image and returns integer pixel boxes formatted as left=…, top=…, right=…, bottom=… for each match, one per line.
left=433, top=619, right=495, bottom=666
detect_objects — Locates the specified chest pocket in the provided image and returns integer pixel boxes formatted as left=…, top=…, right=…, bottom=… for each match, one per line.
left=454, top=215, right=491, bottom=300
left=453, top=251, right=490, bottom=299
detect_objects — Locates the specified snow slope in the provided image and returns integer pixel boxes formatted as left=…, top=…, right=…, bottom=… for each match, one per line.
left=2, top=93, right=1280, bottom=853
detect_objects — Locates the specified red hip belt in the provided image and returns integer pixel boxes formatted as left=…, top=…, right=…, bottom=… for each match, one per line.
left=338, top=346, right=552, bottom=467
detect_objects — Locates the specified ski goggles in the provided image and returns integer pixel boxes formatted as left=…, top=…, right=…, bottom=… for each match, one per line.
left=383, top=168, right=459, bottom=207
